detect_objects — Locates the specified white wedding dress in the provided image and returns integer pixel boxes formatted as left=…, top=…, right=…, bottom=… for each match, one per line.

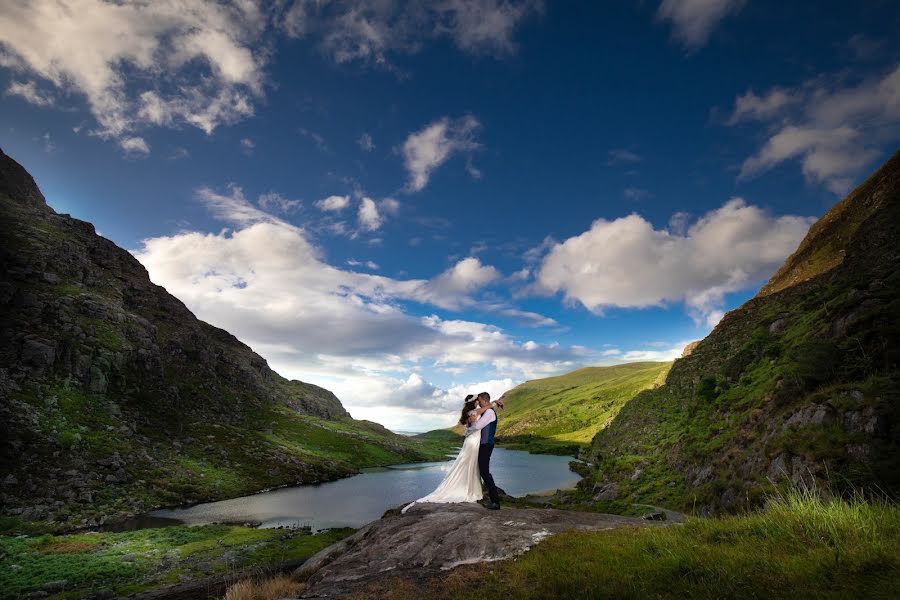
left=401, top=428, right=483, bottom=513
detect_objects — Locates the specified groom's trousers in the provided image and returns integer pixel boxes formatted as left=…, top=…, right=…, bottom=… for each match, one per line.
left=478, top=443, right=500, bottom=505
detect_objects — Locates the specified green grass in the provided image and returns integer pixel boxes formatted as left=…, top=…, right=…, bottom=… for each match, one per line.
left=355, top=491, right=900, bottom=600
left=0, top=524, right=352, bottom=599
left=494, top=362, right=671, bottom=454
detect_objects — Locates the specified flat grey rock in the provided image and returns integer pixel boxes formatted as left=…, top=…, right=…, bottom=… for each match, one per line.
left=296, top=502, right=664, bottom=597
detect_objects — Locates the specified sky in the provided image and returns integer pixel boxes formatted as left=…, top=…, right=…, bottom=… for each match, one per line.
left=2, top=1, right=899, bottom=431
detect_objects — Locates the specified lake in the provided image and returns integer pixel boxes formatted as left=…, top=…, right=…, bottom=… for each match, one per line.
left=145, top=448, right=580, bottom=530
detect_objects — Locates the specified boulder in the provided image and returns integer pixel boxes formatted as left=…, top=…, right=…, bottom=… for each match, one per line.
left=296, top=503, right=663, bottom=598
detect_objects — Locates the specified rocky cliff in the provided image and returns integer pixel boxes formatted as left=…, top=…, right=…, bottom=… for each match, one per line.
left=0, top=149, right=444, bottom=532
left=585, top=151, right=900, bottom=514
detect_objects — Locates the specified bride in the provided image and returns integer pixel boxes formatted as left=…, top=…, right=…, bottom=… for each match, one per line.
left=401, top=395, right=498, bottom=513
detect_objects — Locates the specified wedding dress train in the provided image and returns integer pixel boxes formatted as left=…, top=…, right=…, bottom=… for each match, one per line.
left=401, top=428, right=483, bottom=513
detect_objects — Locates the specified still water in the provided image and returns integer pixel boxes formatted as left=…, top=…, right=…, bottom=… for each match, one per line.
left=147, top=448, right=579, bottom=530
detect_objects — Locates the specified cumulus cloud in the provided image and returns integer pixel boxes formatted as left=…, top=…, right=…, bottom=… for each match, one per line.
left=280, top=0, right=542, bottom=65
left=0, top=0, right=266, bottom=151
left=358, top=197, right=383, bottom=231
left=315, top=195, right=351, bottom=212
left=656, top=0, right=746, bottom=49
left=402, top=115, right=482, bottom=192
left=534, top=199, right=814, bottom=325
left=730, top=64, right=900, bottom=194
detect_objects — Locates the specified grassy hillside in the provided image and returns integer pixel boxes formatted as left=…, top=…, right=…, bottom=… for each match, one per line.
left=494, top=362, right=671, bottom=455
left=578, top=151, right=900, bottom=514
left=0, top=149, right=453, bottom=534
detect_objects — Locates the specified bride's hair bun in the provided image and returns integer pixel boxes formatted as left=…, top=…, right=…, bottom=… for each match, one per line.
left=464, top=394, right=474, bottom=402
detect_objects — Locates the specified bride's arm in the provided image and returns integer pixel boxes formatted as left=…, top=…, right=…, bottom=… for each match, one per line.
left=472, top=400, right=503, bottom=415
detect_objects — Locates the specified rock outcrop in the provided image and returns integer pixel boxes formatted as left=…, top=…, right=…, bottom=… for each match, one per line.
left=295, top=503, right=663, bottom=597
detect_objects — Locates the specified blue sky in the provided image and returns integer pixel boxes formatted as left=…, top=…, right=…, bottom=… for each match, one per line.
left=2, top=1, right=899, bottom=430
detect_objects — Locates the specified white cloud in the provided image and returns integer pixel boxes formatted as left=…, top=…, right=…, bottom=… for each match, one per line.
left=402, top=115, right=482, bottom=192
left=379, top=197, right=401, bottom=215
left=498, top=308, right=558, bottom=328
left=534, top=199, right=814, bottom=324
left=726, top=87, right=800, bottom=125
left=240, top=138, right=255, bottom=154
left=315, top=195, right=351, bottom=212
left=6, top=80, right=54, bottom=106
left=280, top=0, right=542, bottom=66
left=0, top=0, right=267, bottom=150
left=656, top=0, right=746, bottom=49
left=347, top=259, right=380, bottom=270
left=358, top=132, right=375, bottom=151
left=257, top=192, right=301, bottom=214
left=120, top=136, right=150, bottom=155
left=730, top=64, right=900, bottom=194
left=196, top=185, right=279, bottom=226
left=358, top=197, right=383, bottom=231
left=418, top=257, right=500, bottom=309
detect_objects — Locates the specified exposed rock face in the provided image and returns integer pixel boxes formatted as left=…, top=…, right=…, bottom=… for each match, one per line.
left=680, top=341, right=701, bottom=358
left=296, top=503, right=662, bottom=597
left=0, top=149, right=434, bottom=530
left=586, top=152, right=900, bottom=514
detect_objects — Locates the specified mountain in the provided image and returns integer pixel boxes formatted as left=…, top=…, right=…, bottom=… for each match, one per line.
left=493, top=362, right=671, bottom=455
left=583, top=152, right=900, bottom=514
left=0, top=150, right=448, bottom=532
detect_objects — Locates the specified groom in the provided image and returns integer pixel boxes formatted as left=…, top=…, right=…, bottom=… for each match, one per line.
left=467, top=392, right=501, bottom=510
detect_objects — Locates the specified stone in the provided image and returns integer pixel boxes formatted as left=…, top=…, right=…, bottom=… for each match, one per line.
left=768, top=453, right=790, bottom=481
left=783, top=404, right=835, bottom=430
left=296, top=503, right=664, bottom=598
left=41, top=580, right=68, bottom=593
left=88, top=366, right=108, bottom=393
left=691, top=465, right=714, bottom=487
left=592, top=482, right=619, bottom=501
left=768, top=318, right=789, bottom=334
left=20, top=339, right=55, bottom=368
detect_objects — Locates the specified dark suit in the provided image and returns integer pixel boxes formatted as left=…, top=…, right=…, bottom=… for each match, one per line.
left=478, top=408, right=500, bottom=505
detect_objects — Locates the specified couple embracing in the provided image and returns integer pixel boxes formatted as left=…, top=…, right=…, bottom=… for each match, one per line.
left=402, top=392, right=505, bottom=512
